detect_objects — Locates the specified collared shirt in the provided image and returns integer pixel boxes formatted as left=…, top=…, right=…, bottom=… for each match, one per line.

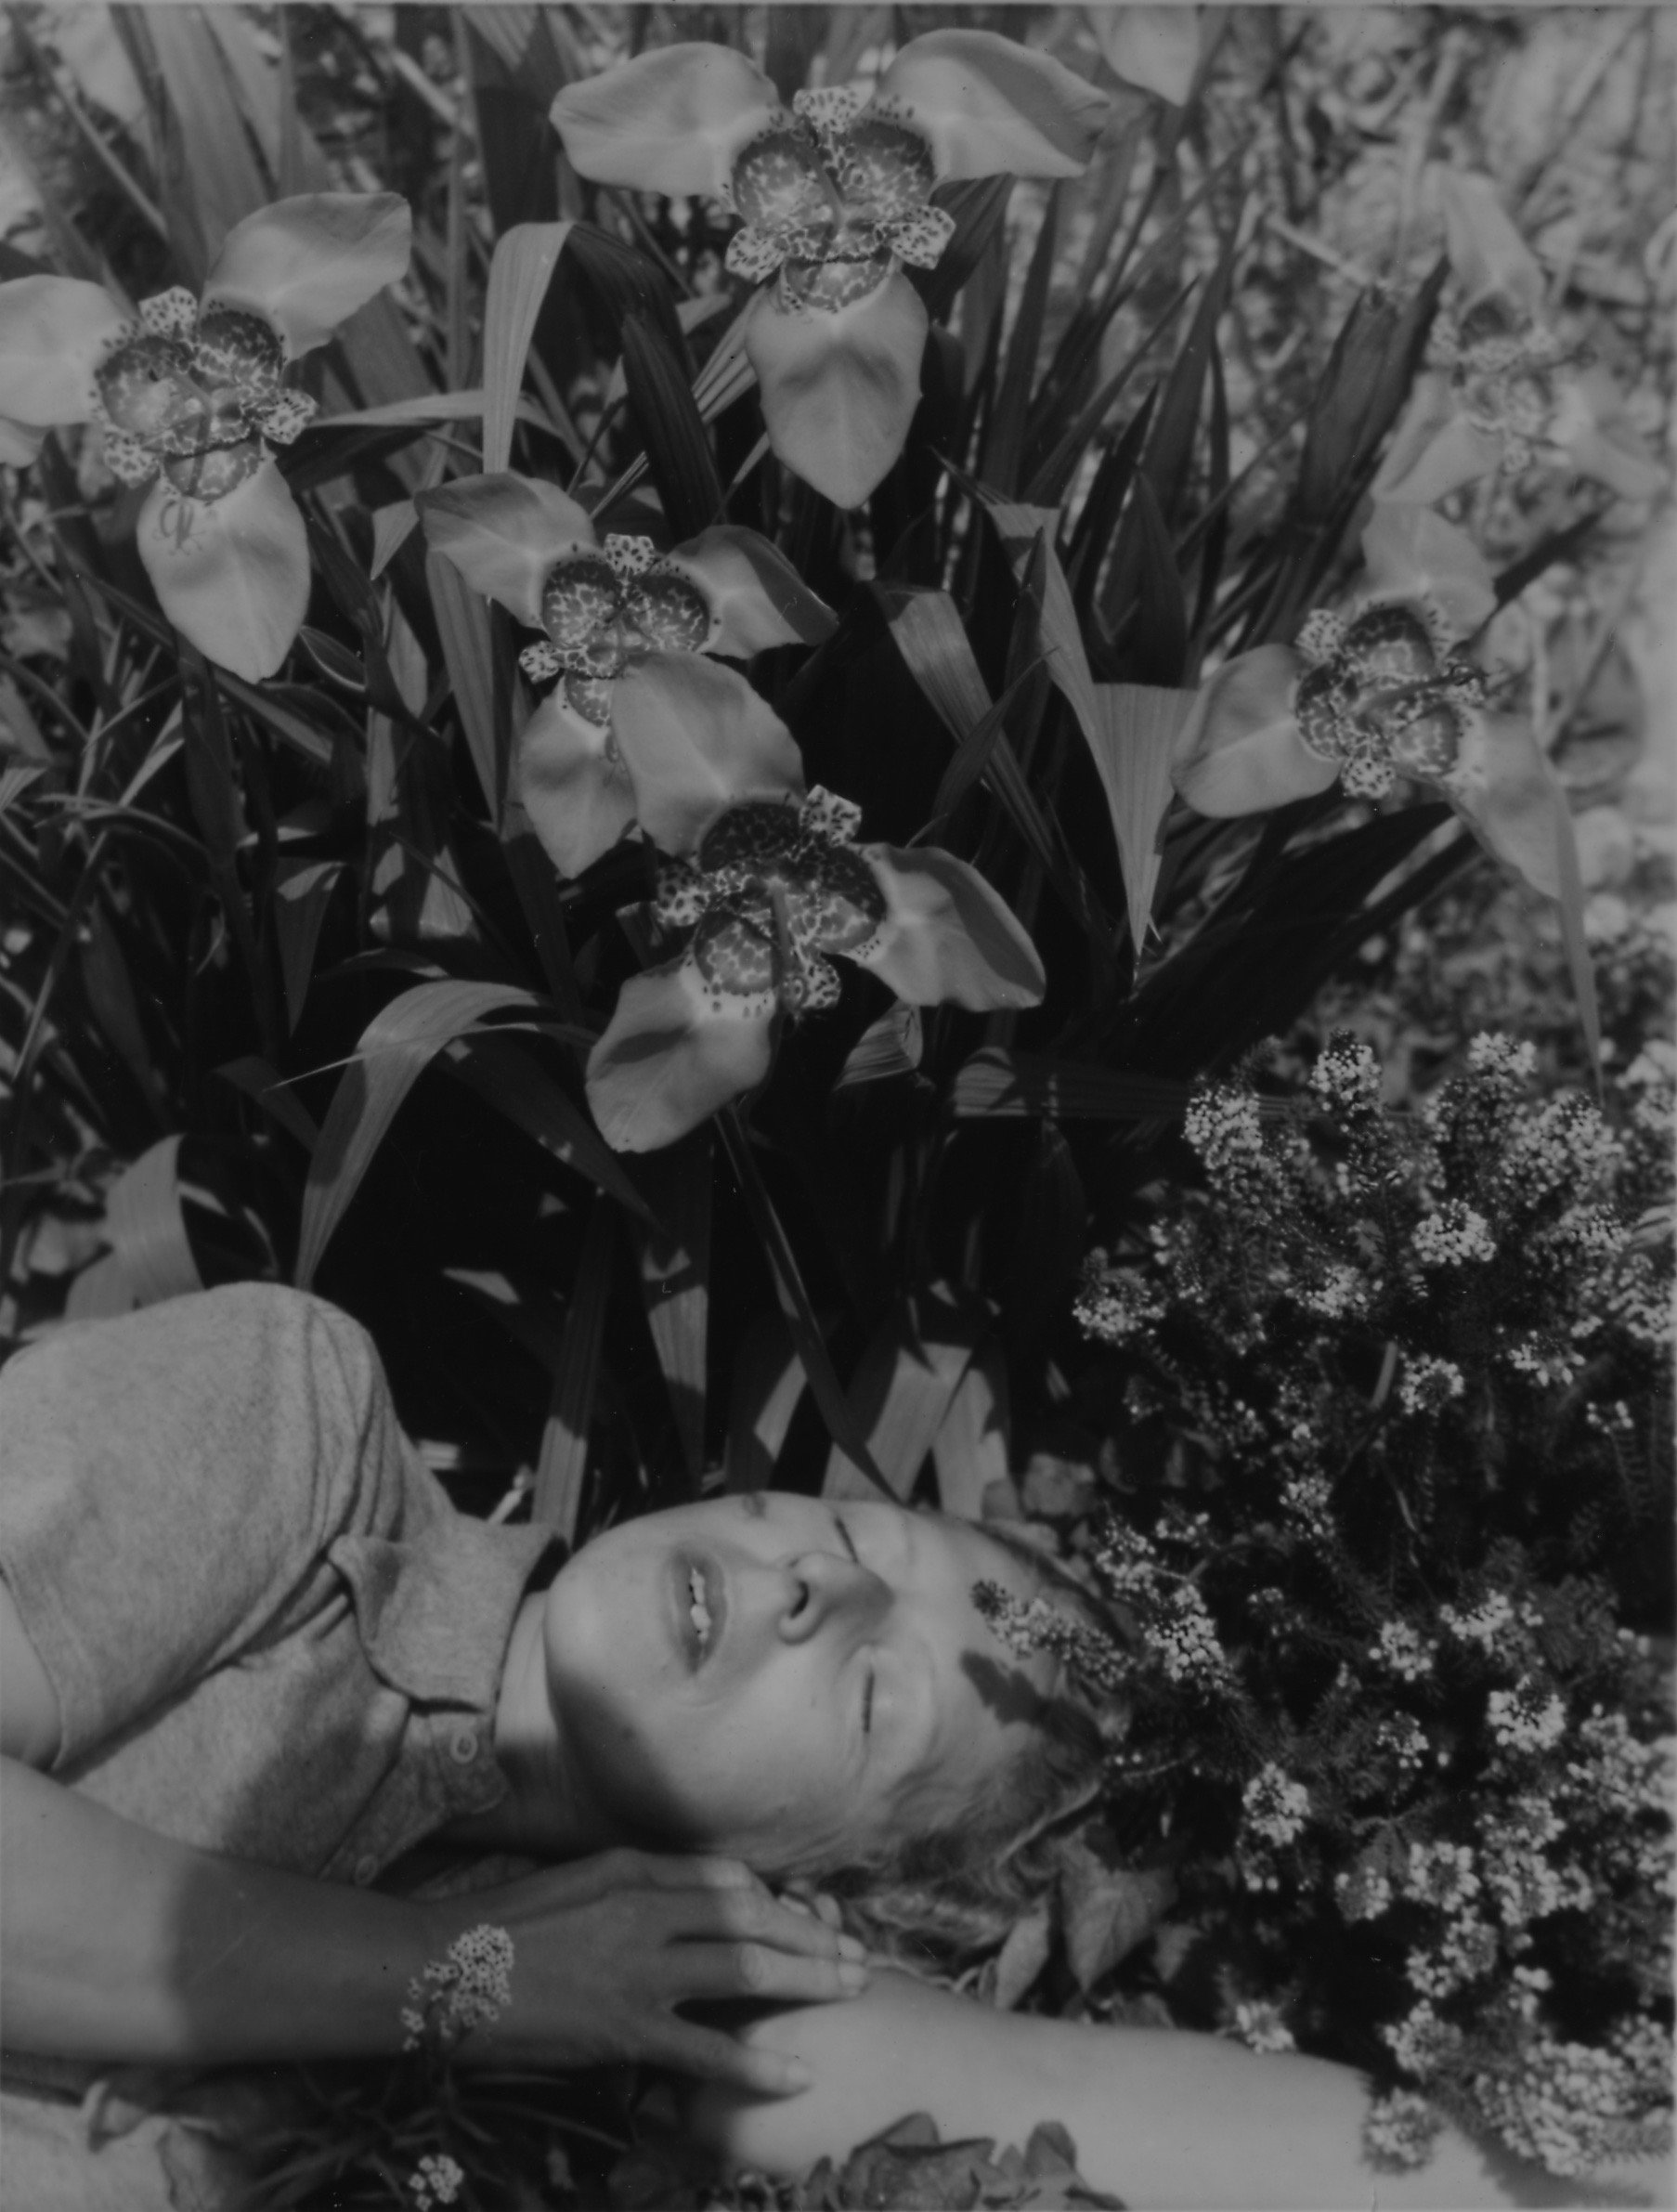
left=0, top=1281, right=555, bottom=1971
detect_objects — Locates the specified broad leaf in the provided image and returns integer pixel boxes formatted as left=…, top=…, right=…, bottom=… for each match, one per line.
left=481, top=221, right=574, bottom=475
left=1087, top=683, right=1196, bottom=949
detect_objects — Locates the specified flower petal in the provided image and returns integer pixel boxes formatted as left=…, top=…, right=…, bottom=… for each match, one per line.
left=1359, top=503, right=1496, bottom=640
left=417, top=473, right=596, bottom=627
left=0, top=277, right=124, bottom=427
left=744, top=271, right=928, bottom=510
left=1554, top=370, right=1665, bottom=502
left=551, top=44, right=780, bottom=201
left=1429, top=166, right=1545, bottom=319
left=667, top=525, right=837, bottom=657
left=1372, top=376, right=1502, bottom=506
left=1171, top=646, right=1337, bottom=817
left=853, top=847, right=1044, bottom=1009
left=586, top=956, right=775, bottom=1152
left=0, top=415, right=45, bottom=465
left=1451, top=711, right=1564, bottom=899
left=517, top=691, right=638, bottom=879
left=202, top=194, right=412, bottom=360
left=875, top=30, right=1108, bottom=180
left=136, top=459, right=308, bottom=681
left=610, top=654, right=805, bottom=858
left=1088, top=7, right=1201, bottom=105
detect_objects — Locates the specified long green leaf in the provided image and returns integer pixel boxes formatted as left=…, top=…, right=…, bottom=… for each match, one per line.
left=533, top=1194, right=614, bottom=1540
left=953, top=1051, right=1193, bottom=1120
left=620, top=308, right=724, bottom=541
left=985, top=184, right=1060, bottom=493
left=296, top=980, right=542, bottom=1287
left=482, top=222, right=575, bottom=475
left=1087, top=683, right=1196, bottom=951
left=823, top=1285, right=982, bottom=1503
left=723, top=1311, right=807, bottom=1492
left=426, top=551, right=503, bottom=821
left=440, top=1032, right=653, bottom=1223
left=630, top=1129, right=712, bottom=1486
left=717, top=1109, right=891, bottom=1500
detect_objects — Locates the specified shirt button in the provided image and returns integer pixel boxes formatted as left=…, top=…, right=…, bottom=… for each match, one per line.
left=449, top=1728, right=479, bottom=1765
left=354, top=1854, right=380, bottom=1886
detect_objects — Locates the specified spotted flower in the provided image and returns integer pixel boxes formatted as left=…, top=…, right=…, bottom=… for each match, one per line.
left=1375, top=168, right=1662, bottom=508
left=586, top=782, right=1045, bottom=1151
left=0, top=194, right=410, bottom=680
left=551, top=33, right=1106, bottom=509
left=417, top=471, right=834, bottom=878
left=1171, top=503, right=1575, bottom=898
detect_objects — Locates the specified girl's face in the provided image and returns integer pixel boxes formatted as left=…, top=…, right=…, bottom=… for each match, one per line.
left=541, top=1492, right=1057, bottom=1870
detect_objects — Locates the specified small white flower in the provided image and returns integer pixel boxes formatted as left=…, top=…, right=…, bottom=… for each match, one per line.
left=1398, top=1354, right=1465, bottom=1417
left=1372, top=1619, right=1436, bottom=1683
left=410, top=2153, right=466, bottom=2210
left=1233, top=1998, right=1297, bottom=2053
left=1412, top=1201, right=1496, bottom=1269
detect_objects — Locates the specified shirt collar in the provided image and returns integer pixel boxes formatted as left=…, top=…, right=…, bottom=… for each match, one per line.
left=330, top=1516, right=558, bottom=1713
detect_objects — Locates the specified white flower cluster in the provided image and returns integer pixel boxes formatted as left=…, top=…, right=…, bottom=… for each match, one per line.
left=1564, top=1708, right=1670, bottom=1822
left=1280, top=1470, right=1333, bottom=1542
left=409, top=2153, right=466, bottom=2210
left=1363, top=2088, right=1445, bottom=2169
left=1473, top=2034, right=1662, bottom=2178
left=1398, top=1354, right=1464, bottom=1417
left=1499, top=1095, right=1623, bottom=1216
left=1372, top=1619, right=1436, bottom=1683
left=1335, top=1858, right=1395, bottom=1923
left=1183, top=1086, right=1272, bottom=1199
left=1384, top=1998, right=1463, bottom=2080
left=1373, top=1713, right=1430, bottom=1777
left=1466, top=1033, right=1538, bottom=1086
left=1296, top=1260, right=1369, bottom=1321
left=1148, top=1582, right=1229, bottom=1690
left=1232, top=1998, right=1296, bottom=2053
left=1487, top=1684, right=1567, bottom=1759
left=1407, top=1915, right=1498, bottom=2000
left=1438, top=1590, right=1522, bottom=1655
left=1502, top=1333, right=1584, bottom=1388
left=401, top=1923, right=514, bottom=2054
left=1242, top=1763, right=1312, bottom=1846
left=1090, top=1518, right=1164, bottom=1603
left=970, top=1581, right=1131, bottom=1694
left=1411, top=1200, right=1496, bottom=1269
left=1073, top=1255, right=1165, bottom=1345
left=1478, top=1798, right=1593, bottom=1932
left=1309, top=1033, right=1382, bottom=1121
left=1402, top=1839, right=1481, bottom=1914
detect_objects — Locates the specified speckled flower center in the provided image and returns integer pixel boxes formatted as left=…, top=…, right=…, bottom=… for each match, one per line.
left=1435, top=305, right=1570, bottom=474
left=92, top=293, right=315, bottom=499
left=1294, top=605, right=1488, bottom=799
left=533, top=547, right=713, bottom=725
left=656, top=792, right=882, bottom=1012
left=724, top=90, right=953, bottom=311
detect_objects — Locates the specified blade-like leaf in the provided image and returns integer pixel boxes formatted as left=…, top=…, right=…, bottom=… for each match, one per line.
left=296, top=980, right=542, bottom=1287
left=533, top=1194, right=615, bottom=1540
left=426, top=550, right=503, bottom=822
left=1087, top=683, right=1196, bottom=950
left=985, top=184, right=1060, bottom=493
left=717, top=1109, right=891, bottom=1500
left=440, top=1032, right=654, bottom=1223
left=274, top=858, right=344, bottom=1032
left=630, top=1128, right=712, bottom=1485
left=824, top=1295, right=978, bottom=1503
left=953, top=1051, right=1193, bottom=1120
left=723, top=1310, right=807, bottom=1493
left=214, top=1055, right=319, bottom=1152
left=930, top=1344, right=1008, bottom=1519
left=620, top=307, right=724, bottom=542
left=482, top=221, right=574, bottom=475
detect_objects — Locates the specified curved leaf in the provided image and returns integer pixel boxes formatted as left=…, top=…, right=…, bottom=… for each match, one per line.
left=296, top=980, right=543, bottom=1285
left=483, top=222, right=574, bottom=476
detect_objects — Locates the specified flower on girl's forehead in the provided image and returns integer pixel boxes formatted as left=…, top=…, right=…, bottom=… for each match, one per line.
left=551, top=33, right=1106, bottom=508
left=0, top=194, right=410, bottom=680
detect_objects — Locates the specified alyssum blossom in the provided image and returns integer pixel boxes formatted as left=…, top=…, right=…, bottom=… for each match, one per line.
left=587, top=783, right=1045, bottom=1151
left=551, top=33, right=1107, bottom=508
left=1376, top=167, right=1662, bottom=510
left=417, top=470, right=834, bottom=878
left=1170, top=502, right=1575, bottom=899
left=0, top=194, right=410, bottom=680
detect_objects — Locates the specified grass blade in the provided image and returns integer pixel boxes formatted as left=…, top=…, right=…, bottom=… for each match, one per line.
left=1087, top=683, right=1196, bottom=950
left=952, top=1052, right=1193, bottom=1120
left=533, top=1194, right=614, bottom=1540
left=482, top=222, right=575, bottom=475
left=630, top=1129, right=712, bottom=1486
left=440, top=1032, right=654, bottom=1223
left=620, top=308, right=725, bottom=541
left=296, top=980, right=542, bottom=1287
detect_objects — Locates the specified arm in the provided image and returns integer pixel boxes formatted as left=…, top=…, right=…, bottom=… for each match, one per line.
left=683, top=1971, right=1674, bottom=2211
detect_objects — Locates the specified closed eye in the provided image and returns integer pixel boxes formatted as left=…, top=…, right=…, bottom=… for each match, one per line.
left=863, top=1665, right=874, bottom=1736
left=831, top=1510, right=860, bottom=1565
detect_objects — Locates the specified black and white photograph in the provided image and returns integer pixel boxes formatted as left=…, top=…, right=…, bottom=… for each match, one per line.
left=0, top=3, right=1671, bottom=2205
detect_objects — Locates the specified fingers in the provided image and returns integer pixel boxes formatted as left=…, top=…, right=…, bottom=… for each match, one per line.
left=672, top=1940, right=869, bottom=2007
left=652, top=1880, right=864, bottom=1962
left=651, top=2019, right=814, bottom=2099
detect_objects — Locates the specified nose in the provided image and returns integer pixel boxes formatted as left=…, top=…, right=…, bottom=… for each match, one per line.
left=775, top=1551, right=890, bottom=1646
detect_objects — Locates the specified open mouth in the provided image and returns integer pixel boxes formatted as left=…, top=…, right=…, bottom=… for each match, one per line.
left=674, top=1550, right=726, bottom=1670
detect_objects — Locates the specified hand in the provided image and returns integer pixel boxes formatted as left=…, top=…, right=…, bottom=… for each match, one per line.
left=422, top=1848, right=868, bottom=2094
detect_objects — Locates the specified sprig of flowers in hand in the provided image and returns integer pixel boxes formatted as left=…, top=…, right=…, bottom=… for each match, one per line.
left=1170, top=503, right=1575, bottom=897
left=551, top=34, right=1107, bottom=508
left=401, top=1923, right=514, bottom=2057
left=417, top=471, right=833, bottom=878
left=587, top=782, right=1045, bottom=1150
left=0, top=194, right=410, bottom=680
